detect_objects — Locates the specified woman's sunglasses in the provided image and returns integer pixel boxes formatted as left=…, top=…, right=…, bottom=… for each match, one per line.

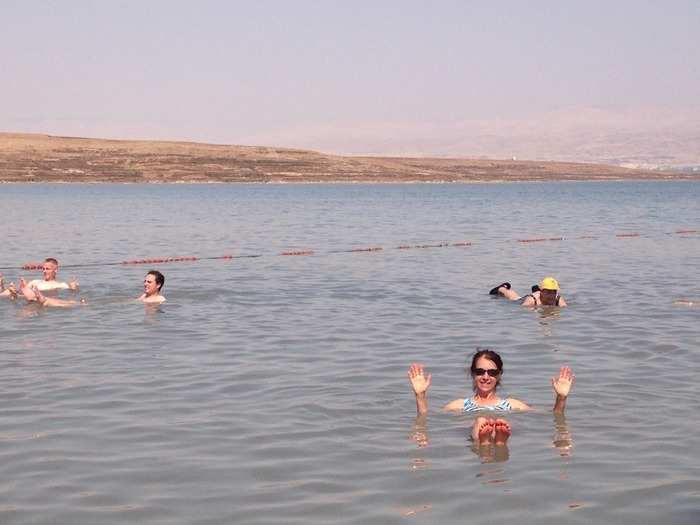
left=472, top=368, right=501, bottom=377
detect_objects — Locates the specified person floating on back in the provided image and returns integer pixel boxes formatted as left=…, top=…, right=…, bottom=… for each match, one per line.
left=17, top=258, right=82, bottom=307
left=408, top=348, right=574, bottom=447
left=18, top=278, right=84, bottom=307
left=26, top=258, right=79, bottom=291
left=489, top=276, right=567, bottom=307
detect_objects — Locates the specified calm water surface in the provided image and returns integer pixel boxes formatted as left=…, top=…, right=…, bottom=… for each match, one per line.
left=1, top=182, right=699, bottom=524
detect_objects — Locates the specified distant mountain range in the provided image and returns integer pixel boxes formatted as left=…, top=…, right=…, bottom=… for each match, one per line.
left=1, top=132, right=696, bottom=183
left=244, top=106, right=700, bottom=170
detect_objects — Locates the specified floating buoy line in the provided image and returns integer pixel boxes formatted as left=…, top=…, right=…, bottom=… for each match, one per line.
left=1, top=228, right=696, bottom=272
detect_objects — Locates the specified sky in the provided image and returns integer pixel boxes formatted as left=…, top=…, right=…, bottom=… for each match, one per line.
left=1, top=1, right=699, bottom=162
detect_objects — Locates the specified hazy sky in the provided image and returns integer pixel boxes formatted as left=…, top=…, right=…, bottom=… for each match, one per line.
left=2, top=1, right=698, bottom=156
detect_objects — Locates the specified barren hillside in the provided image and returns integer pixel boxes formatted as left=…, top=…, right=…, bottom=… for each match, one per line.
left=0, top=133, right=694, bottom=183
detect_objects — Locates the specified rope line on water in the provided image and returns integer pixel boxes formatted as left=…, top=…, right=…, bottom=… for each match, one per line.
left=1, top=228, right=696, bottom=272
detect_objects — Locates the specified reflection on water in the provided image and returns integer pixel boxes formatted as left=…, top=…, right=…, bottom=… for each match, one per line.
left=0, top=182, right=699, bottom=525
left=409, top=412, right=574, bottom=465
left=473, top=441, right=511, bottom=464
left=552, top=413, right=574, bottom=457
left=536, top=307, right=562, bottom=336
left=410, top=414, right=429, bottom=449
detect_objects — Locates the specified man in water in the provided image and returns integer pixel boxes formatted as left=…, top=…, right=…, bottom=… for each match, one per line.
left=26, top=258, right=79, bottom=291
left=18, top=278, right=84, bottom=307
left=489, top=276, right=567, bottom=307
left=137, top=270, right=166, bottom=304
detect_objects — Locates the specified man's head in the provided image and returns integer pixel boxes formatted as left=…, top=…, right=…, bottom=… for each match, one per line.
left=42, top=258, right=59, bottom=281
left=144, top=270, right=165, bottom=295
left=539, top=276, right=560, bottom=305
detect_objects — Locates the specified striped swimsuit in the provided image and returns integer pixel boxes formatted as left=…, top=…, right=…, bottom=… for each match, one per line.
left=463, top=397, right=512, bottom=412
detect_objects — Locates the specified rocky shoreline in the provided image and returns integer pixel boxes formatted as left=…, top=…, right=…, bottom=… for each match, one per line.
left=1, top=132, right=695, bottom=183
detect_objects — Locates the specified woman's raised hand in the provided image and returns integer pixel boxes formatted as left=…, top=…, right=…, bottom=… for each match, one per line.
left=408, top=363, right=432, bottom=395
left=552, top=366, right=574, bottom=398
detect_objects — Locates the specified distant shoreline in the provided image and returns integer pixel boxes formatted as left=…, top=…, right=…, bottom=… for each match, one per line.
left=1, top=132, right=697, bottom=183
left=2, top=178, right=698, bottom=185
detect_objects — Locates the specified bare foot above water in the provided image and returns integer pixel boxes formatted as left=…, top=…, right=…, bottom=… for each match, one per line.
left=477, top=418, right=495, bottom=445
left=494, top=418, right=511, bottom=446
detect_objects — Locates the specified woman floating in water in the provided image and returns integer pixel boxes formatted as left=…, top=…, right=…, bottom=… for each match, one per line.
left=408, top=348, right=574, bottom=446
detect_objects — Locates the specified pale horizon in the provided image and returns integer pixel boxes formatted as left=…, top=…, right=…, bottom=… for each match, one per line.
left=2, top=1, right=698, bottom=166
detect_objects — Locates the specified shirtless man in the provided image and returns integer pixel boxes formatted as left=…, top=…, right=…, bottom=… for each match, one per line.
left=137, top=270, right=166, bottom=304
left=0, top=273, right=18, bottom=299
left=26, top=258, right=79, bottom=291
left=489, top=276, right=567, bottom=307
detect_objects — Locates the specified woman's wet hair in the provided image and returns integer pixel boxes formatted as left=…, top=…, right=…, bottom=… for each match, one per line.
left=470, top=348, right=503, bottom=373
left=469, top=348, right=503, bottom=390
left=147, top=270, right=165, bottom=291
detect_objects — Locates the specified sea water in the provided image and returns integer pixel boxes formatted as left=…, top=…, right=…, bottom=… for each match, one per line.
left=0, top=182, right=699, bottom=524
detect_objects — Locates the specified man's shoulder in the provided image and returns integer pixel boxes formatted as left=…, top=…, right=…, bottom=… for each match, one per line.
left=142, top=295, right=166, bottom=304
